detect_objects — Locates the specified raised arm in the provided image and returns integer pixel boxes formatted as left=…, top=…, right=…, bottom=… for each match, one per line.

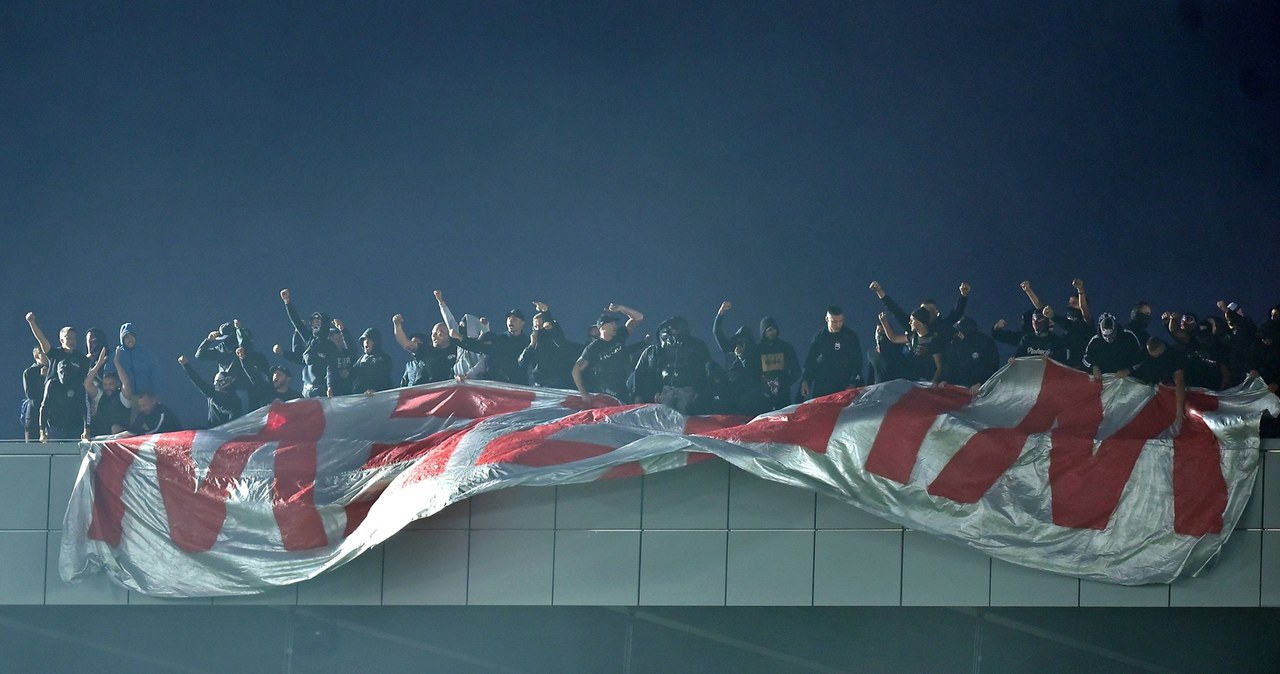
left=26, top=312, right=51, bottom=354
left=879, top=313, right=908, bottom=345
left=391, top=314, right=416, bottom=351
left=869, top=281, right=910, bottom=329
left=1073, top=279, right=1091, bottom=323
left=194, top=330, right=224, bottom=361
left=609, top=303, right=643, bottom=331
left=84, top=349, right=108, bottom=397
left=435, top=290, right=460, bottom=334
left=712, top=301, right=734, bottom=353
left=281, top=288, right=309, bottom=338
left=942, top=282, right=971, bottom=324
left=1020, top=281, right=1042, bottom=311
left=178, top=355, right=216, bottom=398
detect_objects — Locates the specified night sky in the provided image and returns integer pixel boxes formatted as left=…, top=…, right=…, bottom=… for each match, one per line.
left=3, top=1, right=1278, bottom=431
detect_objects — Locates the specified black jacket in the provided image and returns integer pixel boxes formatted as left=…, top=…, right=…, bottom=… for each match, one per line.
left=182, top=362, right=243, bottom=428
left=802, top=326, right=863, bottom=397
left=519, top=321, right=580, bottom=389
left=633, top=317, right=713, bottom=402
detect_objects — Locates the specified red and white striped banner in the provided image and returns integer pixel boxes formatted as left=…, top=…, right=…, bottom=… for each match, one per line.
left=60, top=359, right=1279, bottom=597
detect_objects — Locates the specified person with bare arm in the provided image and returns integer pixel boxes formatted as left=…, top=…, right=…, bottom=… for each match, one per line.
left=392, top=305, right=458, bottom=386
left=85, top=349, right=131, bottom=437
left=573, top=303, right=644, bottom=404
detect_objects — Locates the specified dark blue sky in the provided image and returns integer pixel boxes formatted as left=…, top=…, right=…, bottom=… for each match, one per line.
left=3, top=1, right=1278, bottom=429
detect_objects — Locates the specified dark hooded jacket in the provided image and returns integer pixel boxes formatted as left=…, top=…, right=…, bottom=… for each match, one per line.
left=351, top=328, right=394, bottom=393
left=85, top=327, right=110, bottom=380
left=941, top=318, right=1001, bottom=387
left=1083, top=315, right=1144, bottom=375
left=199, top=322, right=273, bottom=409
left=1058, top=307, right=1093, bottom=369
left=519, top=316, right=581, bottom=389
left=182, top=362, right=243, bottom=428
left=633, top=316, right=712, bottom=403
left=712, top=312, right=760, bottom=415
left=458, top=322, right=529, bottom=385
left=40, top=360, right=89, bottom=436
left=756, top=317, right=800, bottom=408
left=285, top=304, right=340, bottom=397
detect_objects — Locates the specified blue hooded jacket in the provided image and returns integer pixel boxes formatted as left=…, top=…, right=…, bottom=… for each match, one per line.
left=118, top=322, right=161, bottom=396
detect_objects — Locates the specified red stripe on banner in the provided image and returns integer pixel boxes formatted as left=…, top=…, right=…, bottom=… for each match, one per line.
left=390, top=385, right=537, bottom=419
left=86, top=436, right=148, bottom=546
left=362, top=423, right=478, bottom=471
left=699, top=390, right=860, bottom=454
left=865, top=386, right=975, bottom=484
left=476, top=406, right=639, bottom=467
left=684, top=414, right=750, bottom=436
left=272, top=413, right=329, bottom=551
left=1050, top=387, right=1175, bottom=530
left=156, top=401, right=328, bottom=553
left=929, top=363, right=1102, bottom=504
left=402, top=424, right=481, bottom=485
left=1173, top=393, right=1226, bottom=536
left=343, top=496, right=379, bottom=537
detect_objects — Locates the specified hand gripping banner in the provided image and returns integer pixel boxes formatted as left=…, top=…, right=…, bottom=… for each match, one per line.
left=60, top=358, right=1279, bottom=597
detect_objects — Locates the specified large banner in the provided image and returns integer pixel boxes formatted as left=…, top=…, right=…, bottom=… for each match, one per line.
left=61, top=359, right=1278, bottom=598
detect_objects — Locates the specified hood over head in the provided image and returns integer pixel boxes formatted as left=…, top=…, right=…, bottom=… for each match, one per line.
left=359, top=327, right=384, bottom=350
left=310, top=312, right=332, bottom=338
left=758, top=317, right=780, bottom=340
left=1098, top=313, right=1118, bottom=343
left=119, top=323, right=137, bottom=346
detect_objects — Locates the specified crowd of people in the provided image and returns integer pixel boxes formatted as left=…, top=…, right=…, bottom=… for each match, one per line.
left=19, top=279, right=1280, bottom=442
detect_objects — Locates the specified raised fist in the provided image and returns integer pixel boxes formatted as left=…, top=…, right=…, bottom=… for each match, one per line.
left=24, top=311, right=35, bottom=322
left=994, top=319, right=1007, bottom=330
left=280, top=289, right=291, bottom=303
left=1071, top=278, right=1084, bottom=291
left=606, top=303, right=620, bottom=312
left=1019, top=280, right=1030, bottom=291
left=878, top=312, right=888, bottom=320
left=233, top=319, right=242, bottom=329
left=959, top=282, right=971, bottom=296
left=177, top=355, right=189, bottom=365
left=533, top=301, right=549, bottom=313
left=479, top=317, right=489, bottom=326
left=392, top=314, right=404, bottom=325
left=235, top=347, right=245, bottom=360
left=718, top=301, right=732, bottom=316
left=1042, top=306, right=1055, bottom=319
left=273, top=344, right=285, bottom=356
